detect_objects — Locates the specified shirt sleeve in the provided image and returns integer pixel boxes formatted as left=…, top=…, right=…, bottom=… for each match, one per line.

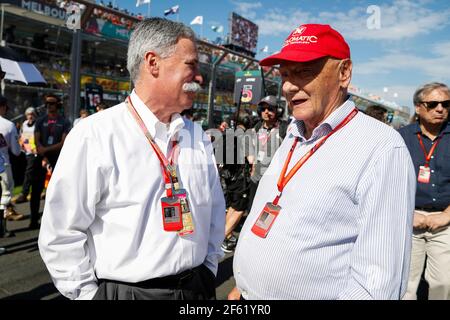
left=8, top=123, right=21, bottom=156
left=38, top=122, right=104, bottom=300
left=202, top=134, right=226, bottom=276
left=338, top=142, right=416, bottom=300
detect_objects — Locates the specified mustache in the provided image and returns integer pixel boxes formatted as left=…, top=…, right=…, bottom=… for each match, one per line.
left=183, top=82, right=202, bottom=93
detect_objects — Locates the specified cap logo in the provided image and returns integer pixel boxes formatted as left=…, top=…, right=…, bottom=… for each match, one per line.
left=292, top=26, right=306, bottom=35
left=283, top=34, right=318, bottom=47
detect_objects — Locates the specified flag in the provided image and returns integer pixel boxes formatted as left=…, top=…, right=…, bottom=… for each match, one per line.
left=260, top=45, right=269, bottom=53
left=164, top=5, right=179, bottom=16
left=136, top=0, right=150, bottom=7
left=211, top=25, right=224, bottom=33
left=190, top=16, right=203, bottom=25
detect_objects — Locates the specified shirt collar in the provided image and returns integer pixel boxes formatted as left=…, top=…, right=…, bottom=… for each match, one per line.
left=129, top=90, right=185, bottom=139
left=291, top=99, right=356, bottom=142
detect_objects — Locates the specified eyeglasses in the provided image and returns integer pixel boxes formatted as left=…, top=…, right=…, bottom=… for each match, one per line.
left=420, top=100, right=450, bottom=109
left=261, top=106, right=276, bottom=112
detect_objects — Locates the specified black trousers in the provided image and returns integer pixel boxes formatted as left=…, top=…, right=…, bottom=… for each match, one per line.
left=93, top=264, right=216, bottom=300
left=29, top=156, right=46, bottom=225
left=247, top=180, right=259, bottom=212
left=22, top=154, right=38, bottom=196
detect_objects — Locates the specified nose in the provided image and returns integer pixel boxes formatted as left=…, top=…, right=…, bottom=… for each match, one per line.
left=435, top=102, right=446, bottom=112
left=194, top=73, right=203, bottom=86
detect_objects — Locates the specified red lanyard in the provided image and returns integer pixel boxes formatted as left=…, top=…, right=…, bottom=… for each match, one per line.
left=126, top=97, right=179, bottom=197
left=273, top=108, right=358, bottom=205
left=417, top=133, right=442, bottom=167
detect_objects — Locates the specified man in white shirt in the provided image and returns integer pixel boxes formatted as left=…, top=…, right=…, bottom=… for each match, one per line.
left=38, top=18, right=226, bottom=300
left=229, top=24, right=416, bottom=300
left=0, top=95, right=23, bottom=226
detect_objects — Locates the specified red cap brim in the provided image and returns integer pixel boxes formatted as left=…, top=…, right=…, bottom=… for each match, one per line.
left=259, top=50, right=328, bottom=66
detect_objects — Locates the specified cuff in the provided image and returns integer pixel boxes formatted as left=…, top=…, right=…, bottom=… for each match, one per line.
left=74, top=284, right=99, bottom=300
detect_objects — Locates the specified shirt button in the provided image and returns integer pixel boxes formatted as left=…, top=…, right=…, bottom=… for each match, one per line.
left=431, top=170, right=435, bottom=173
left=432, top=184, right=436, bottom=187
left=431, top=156, right=434, bottom=159
left=433, top=198, right=436, bottom=202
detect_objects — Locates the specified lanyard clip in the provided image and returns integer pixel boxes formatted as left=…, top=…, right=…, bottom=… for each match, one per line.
left=273, top=192, right=282, bottom=206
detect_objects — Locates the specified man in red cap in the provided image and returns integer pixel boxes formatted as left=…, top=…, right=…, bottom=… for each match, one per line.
left=230, top=24, right=416, bottom=299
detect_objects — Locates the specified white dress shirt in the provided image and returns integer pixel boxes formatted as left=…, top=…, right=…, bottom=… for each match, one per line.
left=233, top=100, right=416, bottom=300
left=38, top=91, right=226, bottom=300
left=0, top=115, right=21, bottom=164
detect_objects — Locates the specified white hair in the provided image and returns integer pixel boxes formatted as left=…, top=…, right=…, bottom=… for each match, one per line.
left=127, top=18, right=196, bottom=84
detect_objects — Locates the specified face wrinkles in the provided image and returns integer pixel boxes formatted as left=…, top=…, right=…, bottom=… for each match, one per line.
left=280, top=57, right=342, bottom=131
left=158, top=38, right=202, bottom=112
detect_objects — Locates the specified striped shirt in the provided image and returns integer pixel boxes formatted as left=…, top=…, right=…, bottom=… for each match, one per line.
left=233, top=100, right=416, bottom=300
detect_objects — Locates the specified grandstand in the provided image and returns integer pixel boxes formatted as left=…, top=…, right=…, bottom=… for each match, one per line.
left=0, top=0, right=410, bottom=128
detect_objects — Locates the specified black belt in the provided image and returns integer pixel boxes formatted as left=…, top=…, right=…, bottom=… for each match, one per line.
left=415, top=206, right=444, bottom=212
left=98, top=267, right=197, bottom=290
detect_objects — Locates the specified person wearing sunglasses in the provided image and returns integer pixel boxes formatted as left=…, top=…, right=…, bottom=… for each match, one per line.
left=30, top=94, right=71, bottom=230
left=399, top=82, right=450, bottom=300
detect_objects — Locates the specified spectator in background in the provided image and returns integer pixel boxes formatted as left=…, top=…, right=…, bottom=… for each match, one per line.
left=0, top=65, right=5, bottom=243
left=0, top=95, right=23, bottom=222
left=247, top=95, right=287, bottom=213
left=12, top=107, right=38, bottom=204
left=4, top=25, right=16, bottom=44
left=96, top=102, right=107, bottom=112
left=399, top=82, right=450, bottom=300
left=30, top=94, right=71, bottom=229
left=73, top=108, right=89, bottom=126
left=221, top=112, right=252, bottom=253
left=365, top=105, right=388, bottom=123
left=180, top=108, right=194, bottom=121
left=218, top=120, right=229, bottom=132
left=0, top=147, right=7, bottom=242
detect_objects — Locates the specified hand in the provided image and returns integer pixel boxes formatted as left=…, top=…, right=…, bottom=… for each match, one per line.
left=227, top=286, right=241, bottom=300
left=426, top=212, right=450, bottom=232
left=413, top=213, right=428, bottom=229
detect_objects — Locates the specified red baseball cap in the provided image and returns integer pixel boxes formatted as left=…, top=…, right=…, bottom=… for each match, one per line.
left=260, top=24, right=350, bottom=66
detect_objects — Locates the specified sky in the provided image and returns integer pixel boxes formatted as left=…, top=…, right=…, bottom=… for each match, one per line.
left=105, top=0, right=450, bottom=110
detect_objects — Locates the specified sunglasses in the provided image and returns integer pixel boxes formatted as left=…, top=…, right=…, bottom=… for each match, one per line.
left=420, top=100, right=450, bottom=109
left=261, top=106, right=276, bottom=112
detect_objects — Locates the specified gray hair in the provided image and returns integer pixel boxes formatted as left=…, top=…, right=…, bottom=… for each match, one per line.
left=25, top=107, right=36, bottom=116
left=127, top=18, right=196, bottom=84
left=413, top=82, right=450, bottom=106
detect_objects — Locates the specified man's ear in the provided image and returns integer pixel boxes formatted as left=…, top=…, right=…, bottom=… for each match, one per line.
left=415, top=105, right=421, bottom=116
left=144, top=51, right=159, bottom=76
left=339, top=59, right=352, bottom=89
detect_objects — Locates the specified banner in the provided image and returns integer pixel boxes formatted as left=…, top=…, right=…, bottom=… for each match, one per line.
left=233, top=70, right=264, bottom=105
left=85, top=18, right=132, bottom=41
left=85, top=83, right=103, bottom=113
